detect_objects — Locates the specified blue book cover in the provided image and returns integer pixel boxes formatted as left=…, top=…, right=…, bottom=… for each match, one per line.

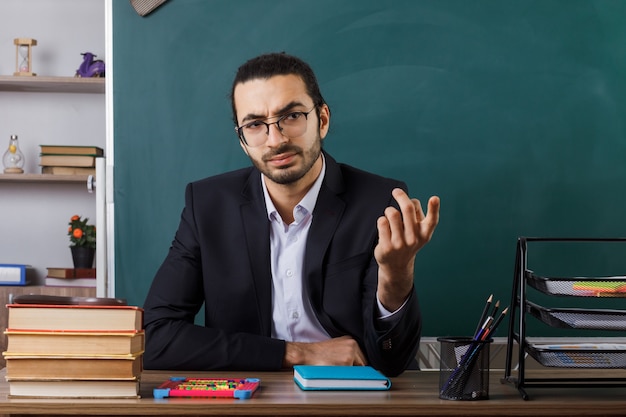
left=293, top=365, right=391, bottom=391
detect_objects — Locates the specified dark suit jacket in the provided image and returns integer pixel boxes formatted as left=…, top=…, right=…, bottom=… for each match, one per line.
left=143, top=152, right=422, bottom=377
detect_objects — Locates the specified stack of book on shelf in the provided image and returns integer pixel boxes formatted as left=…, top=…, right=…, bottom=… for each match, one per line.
left=39, top=145, right=104, bottom=176
left=44, top=267, right=96, bottom=288
left=3, top=296, right=144, bottom=398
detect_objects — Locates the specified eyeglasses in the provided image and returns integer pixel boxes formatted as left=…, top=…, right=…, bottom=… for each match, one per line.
left=236, top=106, right=316, bottom=147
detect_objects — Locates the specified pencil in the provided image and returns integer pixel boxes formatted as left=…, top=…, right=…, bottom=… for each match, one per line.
left=483, top=307, right=509, bottom=339
left=477, top=317, right=494, bottom=341
left=490, top=300, right=500, bottom=320
left=473, top=294, right=493, bottom=338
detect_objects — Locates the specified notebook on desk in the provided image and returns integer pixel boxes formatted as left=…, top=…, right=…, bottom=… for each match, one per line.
left=293, top=365, right=391, bottom=391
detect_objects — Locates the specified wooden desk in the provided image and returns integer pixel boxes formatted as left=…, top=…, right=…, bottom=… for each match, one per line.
left=1, top=368, right=626, bottom=416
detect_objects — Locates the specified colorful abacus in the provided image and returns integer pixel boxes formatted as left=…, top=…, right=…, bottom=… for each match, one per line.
left=153, top=377, right=260, bottom=399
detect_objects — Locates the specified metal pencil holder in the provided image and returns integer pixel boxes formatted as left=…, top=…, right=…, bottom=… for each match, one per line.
left=438, top=337, right=491, bottom=400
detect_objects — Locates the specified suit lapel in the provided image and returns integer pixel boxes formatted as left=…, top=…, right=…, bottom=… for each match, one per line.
left=304, top=152, right=346, bottom=337
left=240, top=171, right=273, bottom=336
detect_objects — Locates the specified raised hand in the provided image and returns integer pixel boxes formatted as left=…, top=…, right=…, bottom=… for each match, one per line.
left=375, top=188, right=440, bottom=311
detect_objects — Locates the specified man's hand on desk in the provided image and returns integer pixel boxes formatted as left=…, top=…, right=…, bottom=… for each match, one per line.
left=283, top=336, right=367, bottom=367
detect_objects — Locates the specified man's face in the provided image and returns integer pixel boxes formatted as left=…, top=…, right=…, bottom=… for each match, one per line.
left=233, top=74, right=330, bottom=186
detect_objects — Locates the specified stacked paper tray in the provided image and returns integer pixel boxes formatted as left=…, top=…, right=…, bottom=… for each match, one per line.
left=527, top=343, right=626, bottom=368
left=526, top=272, right=626, bottom=297
left=526, top=301, right=626, bottom=331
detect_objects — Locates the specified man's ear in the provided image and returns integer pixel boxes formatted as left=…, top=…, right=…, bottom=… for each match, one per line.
left=319, top=104, right=330, bottom=139
left=234, top=124, right=250, bottom=156
left=239, top=140, right=250, bottom=156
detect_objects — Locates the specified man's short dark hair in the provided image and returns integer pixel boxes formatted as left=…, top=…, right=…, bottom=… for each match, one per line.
left=230, top=52, right=327, bottom=126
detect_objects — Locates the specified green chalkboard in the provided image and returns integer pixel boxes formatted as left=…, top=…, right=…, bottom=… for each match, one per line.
left=112, top=0, right=626, bottom=337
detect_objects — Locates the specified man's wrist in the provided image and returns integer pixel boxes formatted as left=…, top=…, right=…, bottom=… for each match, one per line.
left=376, top=292, right=410, bottom=318
left=377, top=284, right=413, bottom=311
left=283, top=341, right=304, bottom=368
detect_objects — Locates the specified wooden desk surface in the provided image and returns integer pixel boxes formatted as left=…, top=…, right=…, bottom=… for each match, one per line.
left=1, top=368, right=626, bottom=416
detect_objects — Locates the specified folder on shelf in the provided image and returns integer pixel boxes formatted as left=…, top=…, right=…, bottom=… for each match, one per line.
left=0, top=264, right=32, bottom=286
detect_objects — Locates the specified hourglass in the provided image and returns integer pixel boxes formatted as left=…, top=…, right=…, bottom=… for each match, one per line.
left=13, top=38, right=37, bottom=76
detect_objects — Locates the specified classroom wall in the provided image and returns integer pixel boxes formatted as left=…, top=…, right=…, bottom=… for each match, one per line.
left=112, top=0, right=626, bottom=337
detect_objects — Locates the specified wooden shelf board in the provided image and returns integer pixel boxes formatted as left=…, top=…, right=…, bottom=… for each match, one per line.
left=0, top=75, right=104, bottom=94
left=0, top=173, right=90, bottom=183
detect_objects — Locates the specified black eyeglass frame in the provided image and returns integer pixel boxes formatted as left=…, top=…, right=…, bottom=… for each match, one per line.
left=235, top=106, right=317, bottom=147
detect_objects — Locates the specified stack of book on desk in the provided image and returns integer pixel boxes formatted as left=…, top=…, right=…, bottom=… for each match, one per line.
left=44, top=267, right=96, bottom=288
left=3, top=299, right=144, bottom=398
left=39, top=145, right=103, bottom=176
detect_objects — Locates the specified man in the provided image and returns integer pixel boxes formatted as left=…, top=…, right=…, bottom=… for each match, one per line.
left=143, top=52, right=440, bottom=377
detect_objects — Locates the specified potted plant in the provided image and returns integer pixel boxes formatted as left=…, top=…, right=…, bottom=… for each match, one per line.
left=68, top=215, right=96, bottom=268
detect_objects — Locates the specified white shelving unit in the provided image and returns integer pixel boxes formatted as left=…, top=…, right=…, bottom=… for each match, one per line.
left=0, top=0, right=107, bottom=292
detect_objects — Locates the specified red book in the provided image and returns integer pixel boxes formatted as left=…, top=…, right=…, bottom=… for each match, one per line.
left=46, top=267, right=96, bottom=279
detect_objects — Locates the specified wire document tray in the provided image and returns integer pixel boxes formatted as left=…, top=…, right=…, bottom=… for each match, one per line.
left=502, top=237, right=626, bottom=400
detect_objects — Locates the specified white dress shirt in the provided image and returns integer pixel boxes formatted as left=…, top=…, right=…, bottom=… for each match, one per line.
left=262, top=156, right=406, bottom=342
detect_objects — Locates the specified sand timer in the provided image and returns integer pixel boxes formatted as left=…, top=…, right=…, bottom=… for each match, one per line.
left=13, top=38, right=37, bottom=76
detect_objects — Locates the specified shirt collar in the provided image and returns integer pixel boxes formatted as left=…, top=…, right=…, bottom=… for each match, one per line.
left=262, top=153, right=326, bottom=222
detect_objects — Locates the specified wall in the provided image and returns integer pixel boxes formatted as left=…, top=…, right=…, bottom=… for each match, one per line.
left=112, top=0, right=626, bottom=336
left=0, top=0, right=105, bottom=282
